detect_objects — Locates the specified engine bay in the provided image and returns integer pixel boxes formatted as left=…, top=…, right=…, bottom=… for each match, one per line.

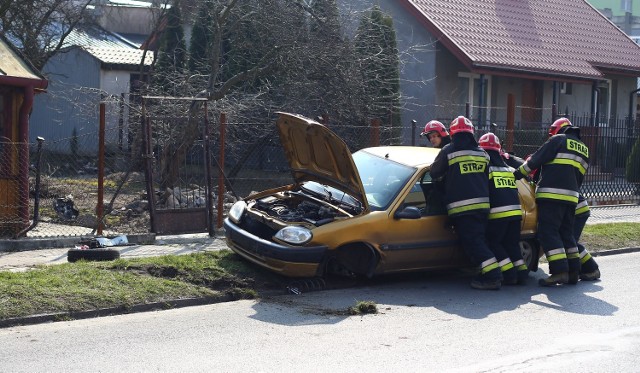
left=251, top=191, right=358, bottom=226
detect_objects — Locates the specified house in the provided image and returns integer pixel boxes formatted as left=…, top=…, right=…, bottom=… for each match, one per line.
left=349, top=0, right=640, bottom=141
left=0, top=34, right=48, bottom=237
left=589, top=0, right=640, bottom=39
left=29, top=23, right=154, bottom=154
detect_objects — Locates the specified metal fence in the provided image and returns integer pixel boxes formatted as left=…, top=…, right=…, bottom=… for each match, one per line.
left=3, top=101, right=639, bottom=239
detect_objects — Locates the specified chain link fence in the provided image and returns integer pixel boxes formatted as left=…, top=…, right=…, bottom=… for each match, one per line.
left=3, top=99, right=638, bottom=239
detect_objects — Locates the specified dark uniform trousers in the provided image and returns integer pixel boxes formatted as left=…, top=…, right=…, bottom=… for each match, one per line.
left=573, top=211, right=599, bottom=274
left=537, top=201, right=580, bottom=274
left=453, top=213, right=502, bottom=281
left=487, top=218, right=524, bottom=281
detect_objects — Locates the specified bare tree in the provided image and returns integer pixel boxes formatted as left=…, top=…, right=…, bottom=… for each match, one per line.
left=0, top=0, right=93, bottom=70
left=138, top=0, right=410, bottom=191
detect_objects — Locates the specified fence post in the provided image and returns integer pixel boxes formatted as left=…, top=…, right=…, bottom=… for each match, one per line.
left=97, top=102, right=105, bottom=235
left=217, top=113, right=226, bottom=230
left=141, top=97, right=157, bottom=233
left=465, top=102, right=470, bottom=119
left=204, top=101, right=215, bottom=237
left=370, top=118, right=380, bottom=147
left=411, top=120, right=417, bottom=146
left=506, top=94, right=515, bottom=153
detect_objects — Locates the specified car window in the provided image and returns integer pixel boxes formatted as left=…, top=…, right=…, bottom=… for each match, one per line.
left=353, top=151, right=415, bottom=211
left=401, top=172, right=447, bottom=216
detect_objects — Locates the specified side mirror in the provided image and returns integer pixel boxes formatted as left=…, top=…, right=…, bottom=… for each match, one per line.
left=394, top=206, right=421, bottom=219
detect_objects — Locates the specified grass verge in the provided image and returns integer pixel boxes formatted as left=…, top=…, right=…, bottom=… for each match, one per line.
left=0, top=250, right=285, bottom=321
left=582, top=222, right=640, bottom=253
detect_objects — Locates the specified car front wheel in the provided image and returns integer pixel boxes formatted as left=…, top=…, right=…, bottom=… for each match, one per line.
left=519, top=240, right=539, bottom=272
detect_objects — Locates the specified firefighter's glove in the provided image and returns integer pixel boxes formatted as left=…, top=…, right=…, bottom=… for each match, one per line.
left=513, top=170, right=524, bottom=180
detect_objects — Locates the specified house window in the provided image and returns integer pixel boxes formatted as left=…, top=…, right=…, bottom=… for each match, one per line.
left=456, top=73, right=491, bottom=124
left=0, top=94, right=4, bottom=138
left=560, top=82, right=573, bottom=95
left=621, top=0, right=632, bottom=12
left=597, top=80, right=611, bottom=126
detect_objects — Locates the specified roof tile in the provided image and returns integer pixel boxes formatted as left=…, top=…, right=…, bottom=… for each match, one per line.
left=406, top=0, right=640, bottom=79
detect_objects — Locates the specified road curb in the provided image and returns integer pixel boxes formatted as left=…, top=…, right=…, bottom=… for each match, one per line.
left=591, top=246, right=640, bottom=257
left=0, top=295, right=236, bottom=329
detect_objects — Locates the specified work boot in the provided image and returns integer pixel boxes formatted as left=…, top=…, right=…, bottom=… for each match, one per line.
left=568, top=271, right=579, bottom=285
left=470, top=278, right=501, bottom=290
left=516, top=270, right=529, bottom=285
left=502, top=269, right=518, bottom=286
left=538, top=272, right=569, bottom=287
left=580, top=268, right=601, bottom=281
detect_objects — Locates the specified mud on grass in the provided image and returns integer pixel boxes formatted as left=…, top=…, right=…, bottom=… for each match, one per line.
left=101, top=250, right=288, bottom=297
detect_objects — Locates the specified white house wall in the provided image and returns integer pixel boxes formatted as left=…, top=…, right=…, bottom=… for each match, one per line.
left=342, top=0, right=438, bottom=144
left=30, top=48, right=102, bottom=155
left=100, top=69, right=132, bottom=149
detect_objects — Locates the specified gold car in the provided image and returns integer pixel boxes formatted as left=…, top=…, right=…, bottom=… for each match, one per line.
left=224, top=113, right=539, bottom=278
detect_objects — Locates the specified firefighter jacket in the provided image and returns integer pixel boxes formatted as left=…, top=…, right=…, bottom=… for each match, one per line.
left=429, top=133, right=490, bottom=217
left=486, top=150, right=522, bottom=220
left=514, top=128, right=589, bottom=205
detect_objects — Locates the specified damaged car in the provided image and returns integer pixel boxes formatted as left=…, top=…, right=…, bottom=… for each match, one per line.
left=224, top=112, right=539, bottom=278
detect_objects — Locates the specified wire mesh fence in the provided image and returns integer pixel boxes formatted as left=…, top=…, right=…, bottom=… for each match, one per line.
left=3, top=99, right=638, bottom=240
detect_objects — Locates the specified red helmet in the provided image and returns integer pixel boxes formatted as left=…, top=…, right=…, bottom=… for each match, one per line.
left=478, top=132, right=501, bottom=151
left=420, top=120, right=449, bottom=138
left=549, top=117, right=572, bottom=136
left=449, top=116, right=474, bottom=135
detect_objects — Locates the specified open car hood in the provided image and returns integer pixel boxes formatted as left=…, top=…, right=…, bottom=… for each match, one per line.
left=276, top=112, right=369, bottom=210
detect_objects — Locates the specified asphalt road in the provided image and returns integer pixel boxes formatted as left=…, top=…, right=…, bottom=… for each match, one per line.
left=1, top=252, right=638, bottom=372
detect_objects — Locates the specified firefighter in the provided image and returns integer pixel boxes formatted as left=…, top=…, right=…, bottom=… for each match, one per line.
left=420, top=120, right=451, bottom=149
left=513, top=117, right=589, bottom=286
left=574, top=194, right=601, bottom=281
left=478, top=133, right=528, bottom=285
left=430, top=116, right=501, bottom=290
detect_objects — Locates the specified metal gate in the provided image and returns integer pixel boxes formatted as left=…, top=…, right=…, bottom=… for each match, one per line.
left=141, top=96, right=215, bottom=236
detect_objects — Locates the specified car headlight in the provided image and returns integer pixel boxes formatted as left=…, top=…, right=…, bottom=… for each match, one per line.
left=274, top=226, right=312, bottom=245
left=228, top=200, right=247, bottom=224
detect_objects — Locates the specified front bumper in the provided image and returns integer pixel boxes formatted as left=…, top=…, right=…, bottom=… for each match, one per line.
left=223, top=218, right=328, bottom=277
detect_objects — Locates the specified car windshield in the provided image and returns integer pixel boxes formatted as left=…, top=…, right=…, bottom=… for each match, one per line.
left=353, top=150, right=416, bottom=211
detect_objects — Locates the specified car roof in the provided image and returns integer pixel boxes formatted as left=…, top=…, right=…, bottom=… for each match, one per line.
left=359, top=146, right=440, bottom=168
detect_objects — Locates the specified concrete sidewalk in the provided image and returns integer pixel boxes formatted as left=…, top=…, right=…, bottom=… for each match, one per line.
left=0, top=233, right=228, bottom=272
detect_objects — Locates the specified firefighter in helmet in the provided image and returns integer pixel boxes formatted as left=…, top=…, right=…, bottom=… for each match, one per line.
left=478, top=132, right=528, bottom=285
left=420, top=120, right=451, bottom=149
left=430, top=116, right=501, bottom=290
left=513, top=117, right=589, bottom=286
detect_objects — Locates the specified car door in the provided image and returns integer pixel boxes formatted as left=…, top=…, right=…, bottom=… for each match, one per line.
left=379, top=171, right=464, bottom=273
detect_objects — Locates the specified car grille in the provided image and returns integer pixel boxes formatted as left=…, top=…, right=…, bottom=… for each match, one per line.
left=239, top=214, right=279, bottom=241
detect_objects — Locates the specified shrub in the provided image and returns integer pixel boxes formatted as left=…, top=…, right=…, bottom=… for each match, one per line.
left=626, top=136, right=640, bottom=183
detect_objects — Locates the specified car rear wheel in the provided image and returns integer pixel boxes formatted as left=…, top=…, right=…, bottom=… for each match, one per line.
left=519, top=240, right=539, bottom=272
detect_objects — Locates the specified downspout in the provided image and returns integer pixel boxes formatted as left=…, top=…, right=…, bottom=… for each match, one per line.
left=591, top=81, right=599, bottom=127
left=552, top=81, right=558, bottom=120
left=18, top=86, right=35, bottom=230
left=478, top=74, right=485, bottom=131
left=629, top=87, right=640, bottom=137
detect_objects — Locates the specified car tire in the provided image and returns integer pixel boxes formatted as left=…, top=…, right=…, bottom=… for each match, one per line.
left=519, top=240, right=539, bottom=272
left=67, top=248, right=121, bottom=263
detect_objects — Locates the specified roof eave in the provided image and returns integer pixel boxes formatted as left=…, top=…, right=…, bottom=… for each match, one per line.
left=469, top=63, right=603, bottom=83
